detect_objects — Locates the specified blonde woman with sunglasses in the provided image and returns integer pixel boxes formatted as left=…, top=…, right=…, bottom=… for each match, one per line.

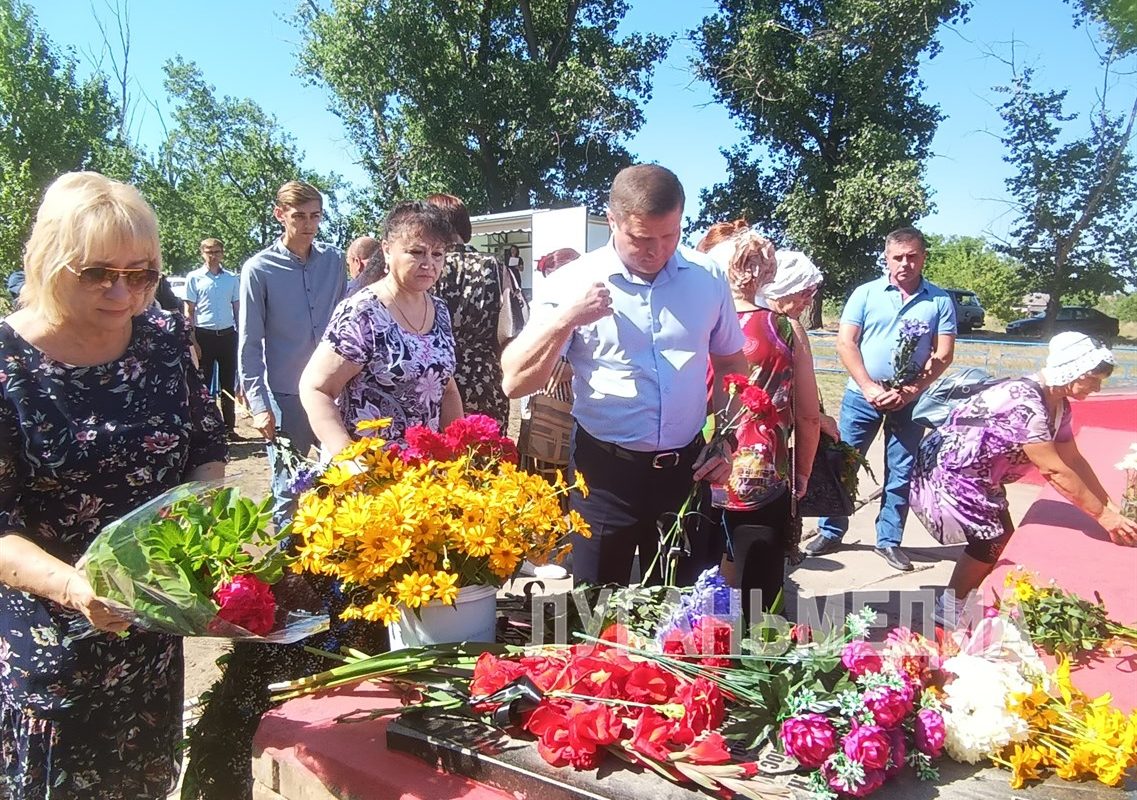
left=0, top=172, right=227, bottom=797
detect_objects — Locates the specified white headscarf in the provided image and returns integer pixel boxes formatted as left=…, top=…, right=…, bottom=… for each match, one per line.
left=760, top=250, right=823, bottom=302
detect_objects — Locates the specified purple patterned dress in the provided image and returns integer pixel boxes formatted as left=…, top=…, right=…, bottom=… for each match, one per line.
left=322, top=288, right=457, bottom=443
left=0, top=309, right=226, bottom=799
left=910, top=376, right=1071, bottom=544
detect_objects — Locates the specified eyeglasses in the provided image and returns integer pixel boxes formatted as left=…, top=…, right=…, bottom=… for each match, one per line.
left=65, top=265, right=162, bottom=291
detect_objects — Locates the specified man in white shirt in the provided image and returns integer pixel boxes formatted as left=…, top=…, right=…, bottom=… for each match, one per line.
left=185, top=238, right=241, bottom=437
left=502, top=164, right=748, bottom=586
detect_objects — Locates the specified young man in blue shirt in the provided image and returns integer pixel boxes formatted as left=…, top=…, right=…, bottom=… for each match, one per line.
left=804, top=227, right=956, bottom=571
left=185, top=238, right=241, bottom=437
left=238, top=181, right=346, bottom=524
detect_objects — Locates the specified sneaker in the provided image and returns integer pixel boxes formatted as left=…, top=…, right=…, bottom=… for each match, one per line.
left=933, top=593, right=960, bottom=627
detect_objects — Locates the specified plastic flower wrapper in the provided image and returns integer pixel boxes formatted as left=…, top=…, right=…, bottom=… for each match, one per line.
left=75, top=481, right=328, bottom=642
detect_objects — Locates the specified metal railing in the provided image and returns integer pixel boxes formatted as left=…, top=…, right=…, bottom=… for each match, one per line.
left=807, top=331, right=1137, bottom=386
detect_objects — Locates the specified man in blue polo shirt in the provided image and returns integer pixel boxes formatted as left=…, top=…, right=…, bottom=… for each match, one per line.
left=239, top=180, right=346, bottom=524
left=804, top=227, right=956, bottom=571
left=502, top=164, right=749, bottom=586
left=186, top=237, right=241, bottom=437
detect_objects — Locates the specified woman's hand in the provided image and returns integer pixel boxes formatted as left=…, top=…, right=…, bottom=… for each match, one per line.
left=819, top=414, right=840, bottom=441
left=1097, top=507, right=1137, bottom=546
left=61, top=572, right=132, bottom=633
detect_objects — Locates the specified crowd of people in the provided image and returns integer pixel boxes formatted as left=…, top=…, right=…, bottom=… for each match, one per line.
left=1, top=164, right=1135, bottom=798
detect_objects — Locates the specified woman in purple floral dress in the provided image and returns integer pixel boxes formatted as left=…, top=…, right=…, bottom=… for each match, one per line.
left=911, top=332, right=1137, bottom=625
left=301, top=202, right=462, bottom=453
left=0, top=172, right=227, bottom=799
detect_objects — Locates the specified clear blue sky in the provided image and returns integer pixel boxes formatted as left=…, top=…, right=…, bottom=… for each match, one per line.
left=27, top=0, right=1135, bottom=243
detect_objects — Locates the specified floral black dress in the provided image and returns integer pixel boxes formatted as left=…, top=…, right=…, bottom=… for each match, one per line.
left=432, top=244, right=510, bottom=429
left=0, top=309, right=227, bottom=799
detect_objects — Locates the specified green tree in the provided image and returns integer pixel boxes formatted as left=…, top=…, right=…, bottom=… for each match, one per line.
left=693, top=0, right=968, bottom=303
left=922, top=234, right=1026, bottom=322
left=140, top=58, right=345, bottom=273
left=294, top=0, right=669, bottom=214
left=994, top=65, right=1136, bottom=326
left=0, top=0, right=119, bottom=282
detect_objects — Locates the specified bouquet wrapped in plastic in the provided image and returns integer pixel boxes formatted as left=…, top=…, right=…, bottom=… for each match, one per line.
left=76, top=482, right=328, bottom=642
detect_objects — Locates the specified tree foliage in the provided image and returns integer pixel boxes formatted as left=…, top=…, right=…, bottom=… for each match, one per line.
left=0, top=0, right=120, bottom=280
left=139, top=58, right=344, bottom=273
left=994, top=65, right=1136, bottom=323
left=693, top=0, right=968, bottom=300
left=922, top=234, right=1026, bottom=322
left=295, top=0, right=669, bottom=214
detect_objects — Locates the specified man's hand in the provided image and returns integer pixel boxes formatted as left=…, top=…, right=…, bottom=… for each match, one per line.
left=563, top=282, right=613, bottom=327
left=861, top=381, right=891, bottom=409
left=692, top=439, right=733, bottom=484
left=253, top=409, right=276, bottom=441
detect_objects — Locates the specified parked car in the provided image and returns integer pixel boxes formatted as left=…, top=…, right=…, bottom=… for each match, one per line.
left=1005, top=306, right=1119, bottom=342
left=945, top=288, right=985, bottom=332
left=168, top=275, right=187, bottom=302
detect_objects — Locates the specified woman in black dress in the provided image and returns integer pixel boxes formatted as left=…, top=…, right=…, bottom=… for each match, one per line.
left=427, top=193, right=511, bottom=429
left=0, top=171, right=227, bottom=799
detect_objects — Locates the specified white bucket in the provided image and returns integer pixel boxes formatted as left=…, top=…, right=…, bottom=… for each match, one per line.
left=387, top=584, right=498, bottom=649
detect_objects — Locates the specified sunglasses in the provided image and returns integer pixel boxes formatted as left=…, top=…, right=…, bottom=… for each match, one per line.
left=66, top=264, right=162, bottom=291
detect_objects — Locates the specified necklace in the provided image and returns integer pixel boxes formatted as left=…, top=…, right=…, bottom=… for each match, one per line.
left=385, top=285, right=430, bottom=332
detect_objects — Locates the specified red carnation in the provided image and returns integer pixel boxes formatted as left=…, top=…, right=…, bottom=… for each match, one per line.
left=739, top=385, right=774, bottom=417
left=402, top=426, right=455, bottom=462
left=722, top=373, right=750, bottom=394
left=470, top=651, right=528, bottom=697
left=212, top=574, right=276, bottom=635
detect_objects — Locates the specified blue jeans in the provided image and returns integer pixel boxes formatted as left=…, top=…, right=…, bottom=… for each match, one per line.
left=266, top=393, right=317, bottom=529
left=817, top=388, right=924, bottom=548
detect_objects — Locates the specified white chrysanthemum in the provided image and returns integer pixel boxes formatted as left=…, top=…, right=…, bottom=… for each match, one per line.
left=941, top=656, right=1031, bottom=763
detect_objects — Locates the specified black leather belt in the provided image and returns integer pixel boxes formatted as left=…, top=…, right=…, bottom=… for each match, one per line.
left=577, top=427, right=702, bottom=469
left=195, top=327, right=235, bottom=336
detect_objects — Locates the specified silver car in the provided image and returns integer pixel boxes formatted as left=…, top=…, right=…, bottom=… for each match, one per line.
left=945, top=288, right=985, bottom=332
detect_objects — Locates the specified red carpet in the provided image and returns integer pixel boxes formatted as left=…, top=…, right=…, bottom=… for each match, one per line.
left=254, top=686, right=512, bottom=800
left=984, top=405, right=1137, bottom=712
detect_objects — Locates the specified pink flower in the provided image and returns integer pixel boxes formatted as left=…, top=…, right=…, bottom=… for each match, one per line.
left=862, top=684, right=914, bottom=729
left=842, top=725, right=892, bottom=771
left=914, top=708, right=946, bottom=757
left=779, top=713, right=838, bottom=769
left=841, top=640, right=882, bottom=677
left=823, top=759, right=887, bottom=797
left=212, top=574, right=276, bottom=635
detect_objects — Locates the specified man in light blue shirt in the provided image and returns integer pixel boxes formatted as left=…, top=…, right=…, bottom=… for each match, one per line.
left=185, top=237, right=241, bottom=435
left=805, top=228, right=956, bottom=571
left=239, top=180, right=347, bottom=524
left=502, top=164, right=748, bottom=586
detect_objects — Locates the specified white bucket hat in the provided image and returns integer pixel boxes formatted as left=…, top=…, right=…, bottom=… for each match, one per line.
left=1040, top=331, right=1114, bottom=386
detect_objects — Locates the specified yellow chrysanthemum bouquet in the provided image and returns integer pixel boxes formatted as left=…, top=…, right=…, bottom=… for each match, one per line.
left=291, top=415, right=589, bottom=625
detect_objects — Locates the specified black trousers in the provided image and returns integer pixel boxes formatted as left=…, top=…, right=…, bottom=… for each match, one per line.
left=724, top=488, right=793, bottom=618
left=567, top=427, right=720, bottom=587
left=196, top=326, right=237, bottom=430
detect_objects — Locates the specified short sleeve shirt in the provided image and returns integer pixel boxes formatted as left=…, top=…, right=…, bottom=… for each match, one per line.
left=841, top=276, right=956, bottom=391
left=321, top=288, right=456, bottom=443
left=185, top=266, right=240, bottom=330
left=528, top=241, right=744, bottom=451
